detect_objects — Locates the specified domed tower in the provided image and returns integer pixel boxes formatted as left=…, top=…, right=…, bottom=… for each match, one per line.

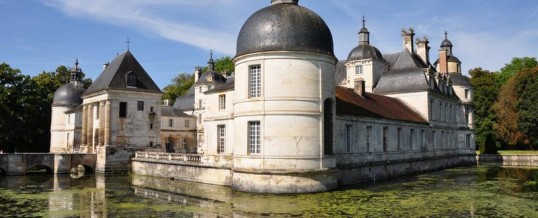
left=344, top=17, right=389, bottom=92
left=50, top=60, right=86, bottom=153
left=435, top=31, right=461, bottom=74
left=232, top=0, right=338, bottom=193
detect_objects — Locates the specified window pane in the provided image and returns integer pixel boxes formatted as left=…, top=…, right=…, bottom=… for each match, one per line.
left=137, top=101, right=144, bottom=111
left=249, top=65, right=261, bottom=98
left=249, top=121, right=261, bottom=154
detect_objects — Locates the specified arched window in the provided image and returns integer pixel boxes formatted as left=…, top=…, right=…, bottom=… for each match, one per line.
left=323, top=98, right=333, bottom=155
left=126, top=71, right=137, bottom=87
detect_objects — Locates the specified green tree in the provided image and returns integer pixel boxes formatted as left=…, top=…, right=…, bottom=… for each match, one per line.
left=496, top=57, right=537, bottom=85
left=0, top=63, right=92, bottom=153
left=0, top=63, right=40, bottom=152
left=493, top=66, right=538, bottom=149
left=469, top=68, right=499, bottom=148
left=162, top=73, right=194, bottom=105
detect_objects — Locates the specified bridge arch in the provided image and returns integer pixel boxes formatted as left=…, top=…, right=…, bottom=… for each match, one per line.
left=26, top=165, right=54, bottom=174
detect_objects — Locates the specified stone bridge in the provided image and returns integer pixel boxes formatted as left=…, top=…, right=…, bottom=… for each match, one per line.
left=0, top=153, right=96, bottom=175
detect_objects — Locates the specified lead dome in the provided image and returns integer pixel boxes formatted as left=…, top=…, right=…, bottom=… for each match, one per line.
left=235, top=0, right=334, bottom=57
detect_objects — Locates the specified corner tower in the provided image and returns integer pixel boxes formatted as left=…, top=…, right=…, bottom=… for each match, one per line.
left=232, top=0, right=338, bottom=193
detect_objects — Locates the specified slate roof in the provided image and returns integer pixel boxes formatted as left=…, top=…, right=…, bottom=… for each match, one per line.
left=374, top=49, right=431, bottom=94
left=173, top=86, right=195, bottom=111
left=336, top=86, right=428, bottom=124
left=161, top=106, right=192, bottom=117
left=448, top=73, right=471, bottom=86
left=205, top=76, right=235, bottom=94
left=235, top=1, right=334, bottom=58
left=52, top=83, right=86, bottom=107
left=347, top=44, right=384, bottom=62
left=83, top=51, right=162, bottom=96
left=334, top=60, right=347, bottom=85
left=195, top=70, right=227, bottom=85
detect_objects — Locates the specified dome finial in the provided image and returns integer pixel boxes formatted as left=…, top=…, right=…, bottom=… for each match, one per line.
left=271, top=0, right=298, bottom=5
left=362, top=16, right=366, bottom=28
left=444, top=31, right=448, bottom=40
left=75, top=58, right=79, bottom=69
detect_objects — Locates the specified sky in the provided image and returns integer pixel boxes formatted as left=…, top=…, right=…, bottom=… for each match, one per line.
left=1, top=0, right=537, bottom=89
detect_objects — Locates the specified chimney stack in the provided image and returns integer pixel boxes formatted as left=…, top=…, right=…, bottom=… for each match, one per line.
left=416, top=37, right=430, bottom=65
left=402, top=28, right=415, bottom=54
left=439, top=49, right=448, bottom=74
left=354, top=80, right=366, bottom=97
left=194, top=66, right=202, bottom=83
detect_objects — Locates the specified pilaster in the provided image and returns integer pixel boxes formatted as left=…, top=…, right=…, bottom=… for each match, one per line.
left=104, top=100, right=112, bottom=145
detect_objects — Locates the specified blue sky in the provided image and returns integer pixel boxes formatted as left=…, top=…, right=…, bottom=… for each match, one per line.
left=1, top=0, right=537, bottom=89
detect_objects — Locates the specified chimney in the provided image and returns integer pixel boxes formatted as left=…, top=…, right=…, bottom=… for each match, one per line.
left=194, top=66, right=202, bottom=83
left=416, top=37, right=430, bottom=65
left=402, top=28, right=415, bottom=54
left=438, top=49, right=448, bottom=74
left=354, top=80, right=366, bottom=97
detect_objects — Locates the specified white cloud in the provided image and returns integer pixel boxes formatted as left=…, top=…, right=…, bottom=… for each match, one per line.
left=41, top=0, right=246, bottom=55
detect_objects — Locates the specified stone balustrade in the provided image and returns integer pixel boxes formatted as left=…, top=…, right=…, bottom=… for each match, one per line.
left=134, top=151, right=232, bottom=168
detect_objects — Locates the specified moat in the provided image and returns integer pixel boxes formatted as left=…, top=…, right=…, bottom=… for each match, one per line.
left=0, top=165, right=536, bottom=217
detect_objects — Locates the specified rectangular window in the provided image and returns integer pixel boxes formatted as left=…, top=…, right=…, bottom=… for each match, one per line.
left=421, top=130, right=426, bottom=150
left=464, top=89, right=469, bottom=99
left=465, top=107, right=470, bottom=124
left=410, top=129, right=415, bottom=150
left=355, top=65, right=363, bottom=75
left=67, top=114, right=71, bottom=124
left=218, top=125, right=226, bottom=154
left=249, top=65, right=261, bottom=98
left=248, top=121, right=261, bottom=154
left=168, top=119, right=173, bottom=127
left=429, top=99, right=434, bottom=120
left=397, top=128, right=402, bottom=151
left=366, top=126, right=372, bottom=152
left=466, top=134, right=471, bottom=148
left=185, top=120, right=190, bottom=128
left=119, top=102, right=127, bottom=118
left=137, top=101, right=144, bottom=111
left=383, top=127, right=388, bottom=152
left=432, top=130, right=436, bottom=149
left=199, top=114, right=202, bottom=124
left=345, top=124, right=352, bottom=153
left=198, top=100, right=203, bottom=109
left=150, top=107, right=154, bottom=113
left=219, top=94, right=226, bottom=110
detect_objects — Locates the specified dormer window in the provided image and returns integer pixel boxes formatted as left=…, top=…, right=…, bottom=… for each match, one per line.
left=126, top=71, right=137, bottom=87
left=355, top=65, right=363, bottom=75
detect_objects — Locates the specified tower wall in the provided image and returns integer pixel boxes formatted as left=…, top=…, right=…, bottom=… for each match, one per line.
left=231, top=52, right=337, bottom=193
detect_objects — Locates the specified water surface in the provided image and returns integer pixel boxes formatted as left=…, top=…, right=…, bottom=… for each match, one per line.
left=0, top=165, right=536, bottom=217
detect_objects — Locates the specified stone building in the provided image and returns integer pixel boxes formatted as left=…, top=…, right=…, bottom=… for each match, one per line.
left=52, top=0, right=475, bottom=192
left=170, top=0, right=475, bottom=193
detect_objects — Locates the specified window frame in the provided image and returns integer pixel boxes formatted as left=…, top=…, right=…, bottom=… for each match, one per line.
left=137, top=101, right=144, bottom=111
left=219, top=94, right=226, bottom=110
left=355, top=65, right=363, bottom=75
left=249, top=65, right=261, bottom=98
left=248, top=121, right=261, bottom=154
left=217, top=125, right=226, bottom=154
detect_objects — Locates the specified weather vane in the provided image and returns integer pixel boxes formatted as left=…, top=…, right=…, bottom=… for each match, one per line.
left=362, top=16, right=366, bottom=28
left=126, top=37, right=131, bottom=51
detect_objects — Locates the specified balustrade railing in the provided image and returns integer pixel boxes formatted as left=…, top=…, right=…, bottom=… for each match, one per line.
left=134, top=152, right=233, bottom=168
